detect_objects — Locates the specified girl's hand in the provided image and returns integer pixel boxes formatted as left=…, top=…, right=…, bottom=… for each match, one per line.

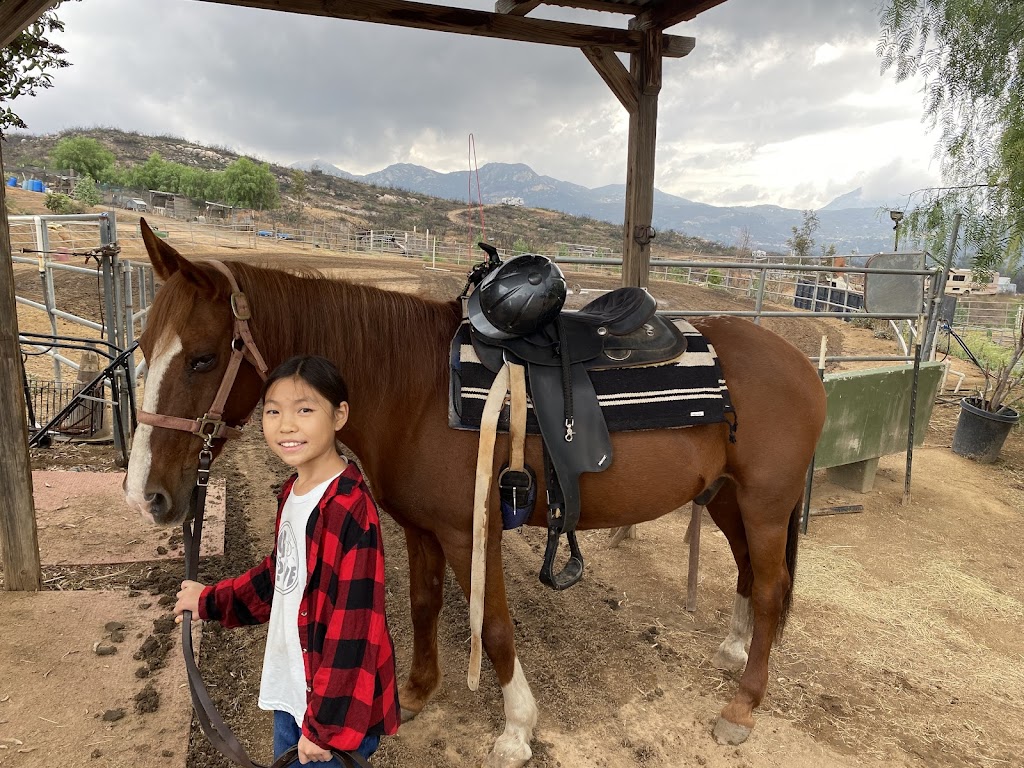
left=297, top=734, right=332, bottom=763
left=173, top=580, right=207, bottom=624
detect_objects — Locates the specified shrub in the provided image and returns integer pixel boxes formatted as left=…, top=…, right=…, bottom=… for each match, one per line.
left=44, top=192, right=83, bottom=214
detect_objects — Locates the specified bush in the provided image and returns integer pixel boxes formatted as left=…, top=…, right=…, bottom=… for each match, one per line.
left=71, top=175, right=101, bottom=207
left=44, top=192, right=83, bottom=214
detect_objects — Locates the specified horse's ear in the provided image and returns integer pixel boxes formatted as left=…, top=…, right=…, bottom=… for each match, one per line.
left=139, top=218, right=215, bottom=293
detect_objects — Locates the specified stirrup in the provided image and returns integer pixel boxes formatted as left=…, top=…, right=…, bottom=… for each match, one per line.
left=540, top=526, right=584, bottom=590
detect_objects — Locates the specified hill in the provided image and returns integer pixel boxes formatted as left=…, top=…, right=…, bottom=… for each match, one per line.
left=4, top=128, right=742, bottom=259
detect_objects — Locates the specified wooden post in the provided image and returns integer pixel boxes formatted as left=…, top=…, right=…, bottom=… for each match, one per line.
left=621, top=29, right=661, bottom=289
left=0, top=147, right=43, bottom=590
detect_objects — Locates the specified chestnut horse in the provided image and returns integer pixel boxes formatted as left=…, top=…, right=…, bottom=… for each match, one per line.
left=124, top=223, right=826, bottom=767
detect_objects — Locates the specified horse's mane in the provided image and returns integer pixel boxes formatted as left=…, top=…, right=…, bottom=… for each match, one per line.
left=151, top=260, right=462, bottom=405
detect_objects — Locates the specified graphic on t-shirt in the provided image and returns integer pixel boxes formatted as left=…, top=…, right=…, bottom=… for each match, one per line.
left=275, top=521, right=300, bottom=595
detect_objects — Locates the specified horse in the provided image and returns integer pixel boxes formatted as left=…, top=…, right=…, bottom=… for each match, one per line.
left=123, top=221, right=826, bottom=767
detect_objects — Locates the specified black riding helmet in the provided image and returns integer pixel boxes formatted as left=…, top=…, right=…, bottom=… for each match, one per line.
left=468, top=254, right=568, bottom=339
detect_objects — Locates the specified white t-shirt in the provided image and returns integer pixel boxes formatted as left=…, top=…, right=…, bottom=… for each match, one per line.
left=258, top=472, right=342, bottom=726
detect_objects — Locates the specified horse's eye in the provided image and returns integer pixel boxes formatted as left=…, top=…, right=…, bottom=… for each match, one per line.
left=190, top=354, right=217, bottom=372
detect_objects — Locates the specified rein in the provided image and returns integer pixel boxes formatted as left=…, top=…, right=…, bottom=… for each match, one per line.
left=139, top=260, right=369, bottom=768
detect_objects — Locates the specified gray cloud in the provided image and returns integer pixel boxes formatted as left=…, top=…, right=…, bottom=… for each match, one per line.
left=12, top=0, right=939, bottom=209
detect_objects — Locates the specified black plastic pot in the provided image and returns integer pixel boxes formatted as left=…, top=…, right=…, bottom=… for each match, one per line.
left=951, top=397, right=1020, bottom=463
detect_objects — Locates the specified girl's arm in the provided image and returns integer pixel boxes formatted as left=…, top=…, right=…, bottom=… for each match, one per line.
left=198, top=552, right=276, bottom=627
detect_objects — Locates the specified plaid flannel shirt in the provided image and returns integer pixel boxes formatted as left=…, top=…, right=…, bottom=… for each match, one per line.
left=199, top=461, right=400, bottom=751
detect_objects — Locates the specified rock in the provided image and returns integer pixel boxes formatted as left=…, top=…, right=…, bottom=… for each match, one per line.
left=93, top=643, right=117, bottom=656
left=104, top=621, right=125, bottom=632
left=101, top=709, right=124, bottom=722
left=91, top=749, right=103, bottom=758
left=156, top=546, right=168, bottom=555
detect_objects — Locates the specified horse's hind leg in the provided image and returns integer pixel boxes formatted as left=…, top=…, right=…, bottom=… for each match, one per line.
left=439, top=528, right=538, bottom=768
left=399, top=526, right=446, bottom=721
left=706, top=483, right=754, bottom=674
left=713, top=486, right=800, bottom=746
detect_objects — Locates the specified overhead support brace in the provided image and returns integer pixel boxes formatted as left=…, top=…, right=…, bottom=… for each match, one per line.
left=198, top=0, right=696, bottom=57
left=582, top=47, right=637, bottom=114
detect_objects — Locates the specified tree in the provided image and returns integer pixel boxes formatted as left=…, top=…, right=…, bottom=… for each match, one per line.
left=785, top=210, right=819, bottom=261
left=71, top=174, right=101, bottom=207
left=51, top=137, right=115, bottom=179
left=221, top=157, right=278, bottom=210
left=0, top=6, right=71, bottom=133
left=878, top=1, right=1024, bottom=274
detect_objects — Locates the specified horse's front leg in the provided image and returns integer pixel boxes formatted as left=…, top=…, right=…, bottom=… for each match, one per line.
left=442, top=528, right=538, bottom=768
left=399, top=526, right=446, bottom=721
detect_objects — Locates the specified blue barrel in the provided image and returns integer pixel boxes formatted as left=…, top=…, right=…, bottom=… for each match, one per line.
left=6, top=176, right=16, bottom=187
left=28, top=179, right=43, bottom=192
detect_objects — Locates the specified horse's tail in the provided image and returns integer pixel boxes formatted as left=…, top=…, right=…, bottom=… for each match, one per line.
left=777, top=493, right=801, bottom=639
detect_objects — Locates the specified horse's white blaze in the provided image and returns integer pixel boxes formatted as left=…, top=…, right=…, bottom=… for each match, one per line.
left=124, top=333, right=183, bottom=520
left=490, top=657, right=537, bottom=766
left=713, top=593, right=752, bottom=671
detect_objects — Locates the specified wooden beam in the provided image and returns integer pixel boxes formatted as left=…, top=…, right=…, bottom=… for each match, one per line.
left=582, top=46, right=637, bottom=114
left=630, top=0, right=728, bottom=32
left=0, top=0, right=59, bottom=48
left=0, top=146, right=43, bottom=591
left=620, top=29, right=661, bottom=288
left=196, top=0, right=696, bottom=57
left=494, top=0, right=543, bottom=16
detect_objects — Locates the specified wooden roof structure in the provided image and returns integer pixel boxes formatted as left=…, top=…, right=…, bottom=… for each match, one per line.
left=1, top=0, right=729, bottom=589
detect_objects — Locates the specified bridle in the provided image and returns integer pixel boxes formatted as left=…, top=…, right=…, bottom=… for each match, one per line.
left=136, top=260, right=369, bottom=768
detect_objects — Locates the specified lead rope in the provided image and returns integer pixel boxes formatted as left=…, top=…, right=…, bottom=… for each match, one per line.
left=181, top=444, right=370, bottom=768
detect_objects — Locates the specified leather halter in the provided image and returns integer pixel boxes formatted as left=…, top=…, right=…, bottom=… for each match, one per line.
left=136, top=260, right=270, bottom=445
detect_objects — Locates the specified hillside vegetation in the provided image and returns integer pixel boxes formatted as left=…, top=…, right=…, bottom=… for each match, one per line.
left=3, top=127, right=737, bottom=259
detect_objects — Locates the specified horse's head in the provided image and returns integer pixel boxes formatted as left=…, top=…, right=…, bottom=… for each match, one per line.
left=124, top=220, right=265, bottom=526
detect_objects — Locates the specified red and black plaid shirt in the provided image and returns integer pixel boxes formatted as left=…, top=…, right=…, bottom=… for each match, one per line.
left=199, top=462, right=400, bottom=751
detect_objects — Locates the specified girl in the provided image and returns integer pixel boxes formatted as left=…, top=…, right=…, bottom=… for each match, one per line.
left=174, top=355, right=399, bottom=765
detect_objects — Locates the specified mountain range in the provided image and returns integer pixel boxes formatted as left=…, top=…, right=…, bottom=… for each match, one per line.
left=291, top=159, right=902, bottom=254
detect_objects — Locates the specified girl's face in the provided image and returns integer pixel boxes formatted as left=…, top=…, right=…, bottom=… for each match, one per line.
left=261, top=376, right=349, bottom=475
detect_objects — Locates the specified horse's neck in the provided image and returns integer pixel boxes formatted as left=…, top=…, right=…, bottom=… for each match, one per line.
left=252, top=274, right=458, bottom=470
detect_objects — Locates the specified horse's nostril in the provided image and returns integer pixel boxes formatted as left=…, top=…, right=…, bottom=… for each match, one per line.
left=146, top=492, right=169, bottom=518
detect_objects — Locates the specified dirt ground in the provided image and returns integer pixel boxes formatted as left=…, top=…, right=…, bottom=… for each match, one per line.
left=4, top=214, right=1023, bottom=767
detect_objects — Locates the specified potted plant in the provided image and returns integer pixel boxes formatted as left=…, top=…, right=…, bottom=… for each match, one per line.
left=952, top=315, right=1024, bottom=462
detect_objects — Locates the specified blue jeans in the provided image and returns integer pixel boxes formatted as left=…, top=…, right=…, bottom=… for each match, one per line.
left=273, top=710, right=380, bottom=765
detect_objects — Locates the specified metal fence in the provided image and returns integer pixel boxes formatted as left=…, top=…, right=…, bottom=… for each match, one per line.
left=11, top=211, right=154, bottom=455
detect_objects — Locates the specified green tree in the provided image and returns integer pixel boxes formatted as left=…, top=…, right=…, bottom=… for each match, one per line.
left=71, top=174, right=101, bottom=207
left=0, top=6, right=71, bottom=133
left=51, top=137, right=115, bottom=179
left=785, top=210, right=819, bottom=261
left=878, top=0, right=1024, bottom=274
left=221, top=157, right=278, bottom=209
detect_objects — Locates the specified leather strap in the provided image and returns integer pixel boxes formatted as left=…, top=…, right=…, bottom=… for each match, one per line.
left=467, top=363, right=510, bottom=691
left=507, top=362, right=527, bottom=474
left=136, top=409, right=244, bottom=440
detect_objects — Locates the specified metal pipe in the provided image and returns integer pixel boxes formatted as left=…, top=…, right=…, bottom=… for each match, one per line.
left=903, top=344, right=922, bottom=506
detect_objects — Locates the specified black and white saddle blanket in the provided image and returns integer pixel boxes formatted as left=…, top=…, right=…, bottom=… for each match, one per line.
left=449, top=318, right=735, bottom=434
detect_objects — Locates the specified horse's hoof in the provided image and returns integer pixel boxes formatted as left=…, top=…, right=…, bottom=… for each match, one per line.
left=484, top=749, right=531, bottom=768
left=711, top=646, right=747, bottom=674
left=713, top=716, right=752, bottom=746
left=485, top=733, right=532, bottom=768
left=400, top=706, right=419, bottom=723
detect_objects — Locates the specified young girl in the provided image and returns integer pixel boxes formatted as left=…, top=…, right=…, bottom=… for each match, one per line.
left=174, top=355, right=399, bottom=765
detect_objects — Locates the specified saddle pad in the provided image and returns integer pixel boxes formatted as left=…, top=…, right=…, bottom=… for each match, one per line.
left=449, top=319, right=735, bottom=434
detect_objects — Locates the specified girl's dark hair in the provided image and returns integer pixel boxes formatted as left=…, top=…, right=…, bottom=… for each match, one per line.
left=261, top=355, right=348, bottom=407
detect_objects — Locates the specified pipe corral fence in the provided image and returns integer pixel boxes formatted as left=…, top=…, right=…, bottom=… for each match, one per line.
left=10, top=211, right=154, bottom=459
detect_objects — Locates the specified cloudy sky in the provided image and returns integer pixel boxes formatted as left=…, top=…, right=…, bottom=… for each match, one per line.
left=11, top=0, right=941, bottom=209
